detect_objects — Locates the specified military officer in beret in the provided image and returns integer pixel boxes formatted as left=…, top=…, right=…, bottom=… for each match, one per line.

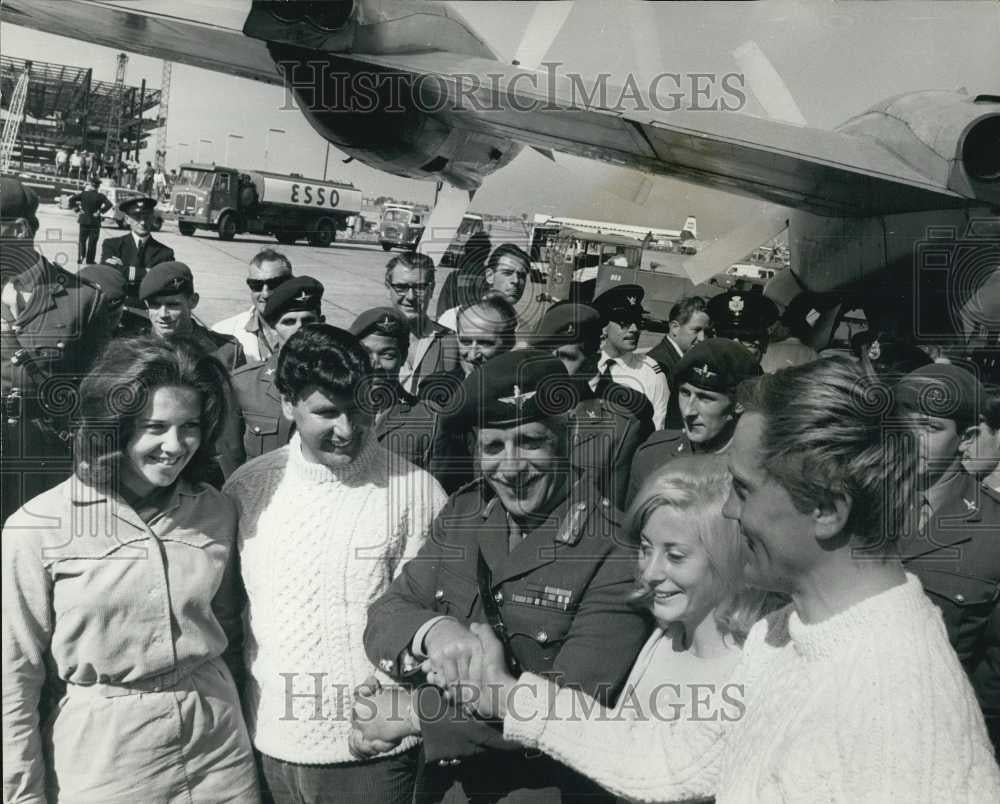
left=893, top=363, right=1000, bottom=756
left=100, top=195, right=174, bottom=307
left=706, top=289, right=780, bottom=362
left=350, top=305, right=439, bottom=471
left=67, top=176, right=112, bottom=265
left=628, top=338, right=762, bottom=505
left=226, top=276, right=325, bottom=470
left=78, top=263, right=128, bottom=341
left=1, top=177, right=111, bottom=523
left=592, top=284, right=670, bottom=430
left=537, top=301, right=654, bottom=509
left=361, top=350, right=650, bottom=803
left=127, top=261, right=245, bottom=370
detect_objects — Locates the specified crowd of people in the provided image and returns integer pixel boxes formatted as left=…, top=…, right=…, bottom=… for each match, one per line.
left=2, top=174, right=999, bottom=802
left=53, top=147, right=172, bottom=200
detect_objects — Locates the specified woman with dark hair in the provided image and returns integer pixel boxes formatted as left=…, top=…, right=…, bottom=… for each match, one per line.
left=3, top=336, right=259, bottom=803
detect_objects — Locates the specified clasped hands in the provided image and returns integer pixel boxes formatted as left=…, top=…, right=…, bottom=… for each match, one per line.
left=349, top=621, right=513, bottom=760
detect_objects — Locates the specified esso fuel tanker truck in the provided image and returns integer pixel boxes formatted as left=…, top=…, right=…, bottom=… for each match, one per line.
left=172, top=163, right=363, bottom=247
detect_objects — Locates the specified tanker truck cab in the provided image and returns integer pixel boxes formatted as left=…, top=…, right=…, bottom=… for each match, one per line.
left=173, top=162, right=363, bottom=247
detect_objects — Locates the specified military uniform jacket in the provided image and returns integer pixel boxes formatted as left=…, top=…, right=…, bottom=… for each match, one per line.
left=99, top=233, right=174, bottom=306
left=1, top=257, right=106, bottom=520
left=901, top=471, right=1000, bottom=751
left=226, top=354, right=293, bottom=471
left=375, top=383, right=438, bottom=471
left=400, top=322, right=460, bottom=396
left=626, top=428, right=694, bottom=506
left=67, top=189, right=112, bottom=227
left=570, top=381, right=654, bottom=511
left=645, top=336, right=684, bottom=428
left=364, top=475, right=650, bottom=802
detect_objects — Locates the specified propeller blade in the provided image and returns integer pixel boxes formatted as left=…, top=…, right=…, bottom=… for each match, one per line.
left=681, top=208, right=789, bottom=284
left=511, top=1, right=574, bottom=69
left=733, top=41, right=808, bottom=126
left=420, top=182, right=474, bottom=266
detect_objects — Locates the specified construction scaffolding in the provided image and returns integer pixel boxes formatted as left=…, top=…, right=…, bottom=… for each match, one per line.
left=0, top=65, right=29, bottom=172
left=0, top=54, right=161, bottom=173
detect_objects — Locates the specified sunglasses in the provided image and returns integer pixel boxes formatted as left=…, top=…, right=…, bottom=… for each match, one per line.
left=388, top=282, right=432, bottom=296
left=247, top=275, right=291, bottom=292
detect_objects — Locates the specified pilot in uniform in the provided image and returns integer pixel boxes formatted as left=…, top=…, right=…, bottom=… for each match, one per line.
left=1, top=178, right=111, bottom=523
left=536, top=301, right=654, bottom=510
left=227, top=276, right=325, bottom=469
left=364, top=349, right=650, bottom=803
left=894, top=363, right=1000, bottom=758
left=67, top=176, right=112, bottom=265
left=627, top=338, right=762, bottom=505
left=591, top=284, right=670, bottom=430
left=349, top=306, right=439, bottom=472
left=100, top=195, right=174, bottom=307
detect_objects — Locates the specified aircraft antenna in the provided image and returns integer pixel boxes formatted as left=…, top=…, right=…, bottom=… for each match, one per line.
left=155, top=61, right=172, bottom=171
left=0, top=65, right=31, bottom=173
left=102, top=52, right=128, bottom=183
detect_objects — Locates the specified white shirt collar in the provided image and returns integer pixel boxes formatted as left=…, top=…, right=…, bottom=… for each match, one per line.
left=666, top=335, right=685, bottom=359
left=132, top=232, right=148, bottom=249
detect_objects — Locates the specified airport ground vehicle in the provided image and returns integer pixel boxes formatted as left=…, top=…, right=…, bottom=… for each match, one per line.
left=172, top=163, right=362, bottom=246
left=538, top=227, right=722, bottom=328
left=439, top=213, right=487, bottom=266
left=378, top=203, right=429, bottom=251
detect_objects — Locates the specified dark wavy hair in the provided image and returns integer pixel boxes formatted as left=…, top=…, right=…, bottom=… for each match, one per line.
left=486, top=243, right=531, bottom=275
left=74, top=336, right=232, bottom=488
left=275, top=324, right=371, bottom=405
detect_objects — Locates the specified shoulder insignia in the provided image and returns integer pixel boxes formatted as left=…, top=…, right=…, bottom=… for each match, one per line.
left=963, top=497, right=977, bottom=513
left=643, top=354, right=664, bottom=373
left=556, top=500, right=590, bottom=546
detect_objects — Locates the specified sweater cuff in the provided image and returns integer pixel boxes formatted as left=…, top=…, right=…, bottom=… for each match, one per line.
left=502, top=672, right=555, bottom=747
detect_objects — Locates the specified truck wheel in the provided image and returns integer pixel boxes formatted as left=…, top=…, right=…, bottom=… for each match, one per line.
left=381, top=242, right=393, bottom=252
left=179, top=222, right=196, bottom=236
left=275, top=232, right=297, bottom=245
left=218, top=213, right=237, bottom=241
left=308, top=219, right=336, bottom=248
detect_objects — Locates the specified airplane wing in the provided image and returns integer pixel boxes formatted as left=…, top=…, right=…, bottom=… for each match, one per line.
left=1, top=0, right=987, bottom=218
left=0, top=0, right=280, bottom=85
left=348, top=49, right=975, bottom=217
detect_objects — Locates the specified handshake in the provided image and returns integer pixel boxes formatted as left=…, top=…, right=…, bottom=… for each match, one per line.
left=349, top=621, right=516, bottom=760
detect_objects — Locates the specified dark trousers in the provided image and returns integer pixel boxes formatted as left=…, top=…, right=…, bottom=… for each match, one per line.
left=259, top=748, right=418, bottom=804
left=78, top=225, right=100, bottom=264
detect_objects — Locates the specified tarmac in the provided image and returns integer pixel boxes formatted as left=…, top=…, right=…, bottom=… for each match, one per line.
left=33, top=204, right=662, bottom=350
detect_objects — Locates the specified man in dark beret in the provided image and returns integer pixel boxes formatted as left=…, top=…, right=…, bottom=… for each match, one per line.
left=537, top=301, right=654, bottom=508
left=349, top=305, right=439, bottom=472
left=893, top=363, right=1000, bottom=756
left=100, top=195, right=173, bottom=307
left=226, top=276, right=325, bottom=469
left=78, top=263, right=128, bottom=341
left=361, top=349, right=649, bottom=802
left=129, top=261, right=245, bottom=370
left=627, top=338, right=763, bottom=505
left=707, top=289, right=780, bottom=362
left=1, top=177, right=112, bottom=521
left=592, top=283, right=670, bottom=429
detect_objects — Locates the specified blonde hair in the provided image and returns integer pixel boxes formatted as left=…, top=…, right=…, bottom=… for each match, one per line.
left=624, top=454, right=780, bottom=644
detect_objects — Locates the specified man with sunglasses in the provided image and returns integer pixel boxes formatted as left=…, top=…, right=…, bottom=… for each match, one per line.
left=592, top=284, right=670, bottom=430
left=212, top=249, right=294, bottom=362
left=385, top=253, right=459, bottom=395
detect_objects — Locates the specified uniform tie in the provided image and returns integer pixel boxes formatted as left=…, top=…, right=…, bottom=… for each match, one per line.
left=595, top=358, right=616, bottom=397
left=507, top=513, right=525, bottom=554
left=136, top=238, right=148, bottom=268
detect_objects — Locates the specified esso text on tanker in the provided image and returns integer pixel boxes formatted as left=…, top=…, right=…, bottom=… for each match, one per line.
left=289, top=183, right=342, bottom=207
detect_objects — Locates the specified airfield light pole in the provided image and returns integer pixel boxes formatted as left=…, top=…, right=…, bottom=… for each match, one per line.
left=197, top=138, right=214, bottom=163
left=265, top=128, right=285, bottom=172
left=225, top=132, right=245, bottom=166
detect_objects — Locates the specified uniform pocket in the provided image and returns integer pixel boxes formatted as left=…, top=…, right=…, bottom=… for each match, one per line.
left=243, top=414, right=280, bottom=457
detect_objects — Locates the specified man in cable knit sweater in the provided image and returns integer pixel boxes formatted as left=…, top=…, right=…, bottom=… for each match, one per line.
left=431, top=356, right=1000, bottom=802
left=223, top=325, right=448, bottom=804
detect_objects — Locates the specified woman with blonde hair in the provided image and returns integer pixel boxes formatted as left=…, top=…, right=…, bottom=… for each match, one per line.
left=614, top=454, right=779, bottom=726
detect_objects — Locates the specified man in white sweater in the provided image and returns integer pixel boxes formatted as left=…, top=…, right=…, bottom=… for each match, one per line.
left=430, top=356, right=1000, bottom=802
left=224, top=324, right=448, bottom=804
